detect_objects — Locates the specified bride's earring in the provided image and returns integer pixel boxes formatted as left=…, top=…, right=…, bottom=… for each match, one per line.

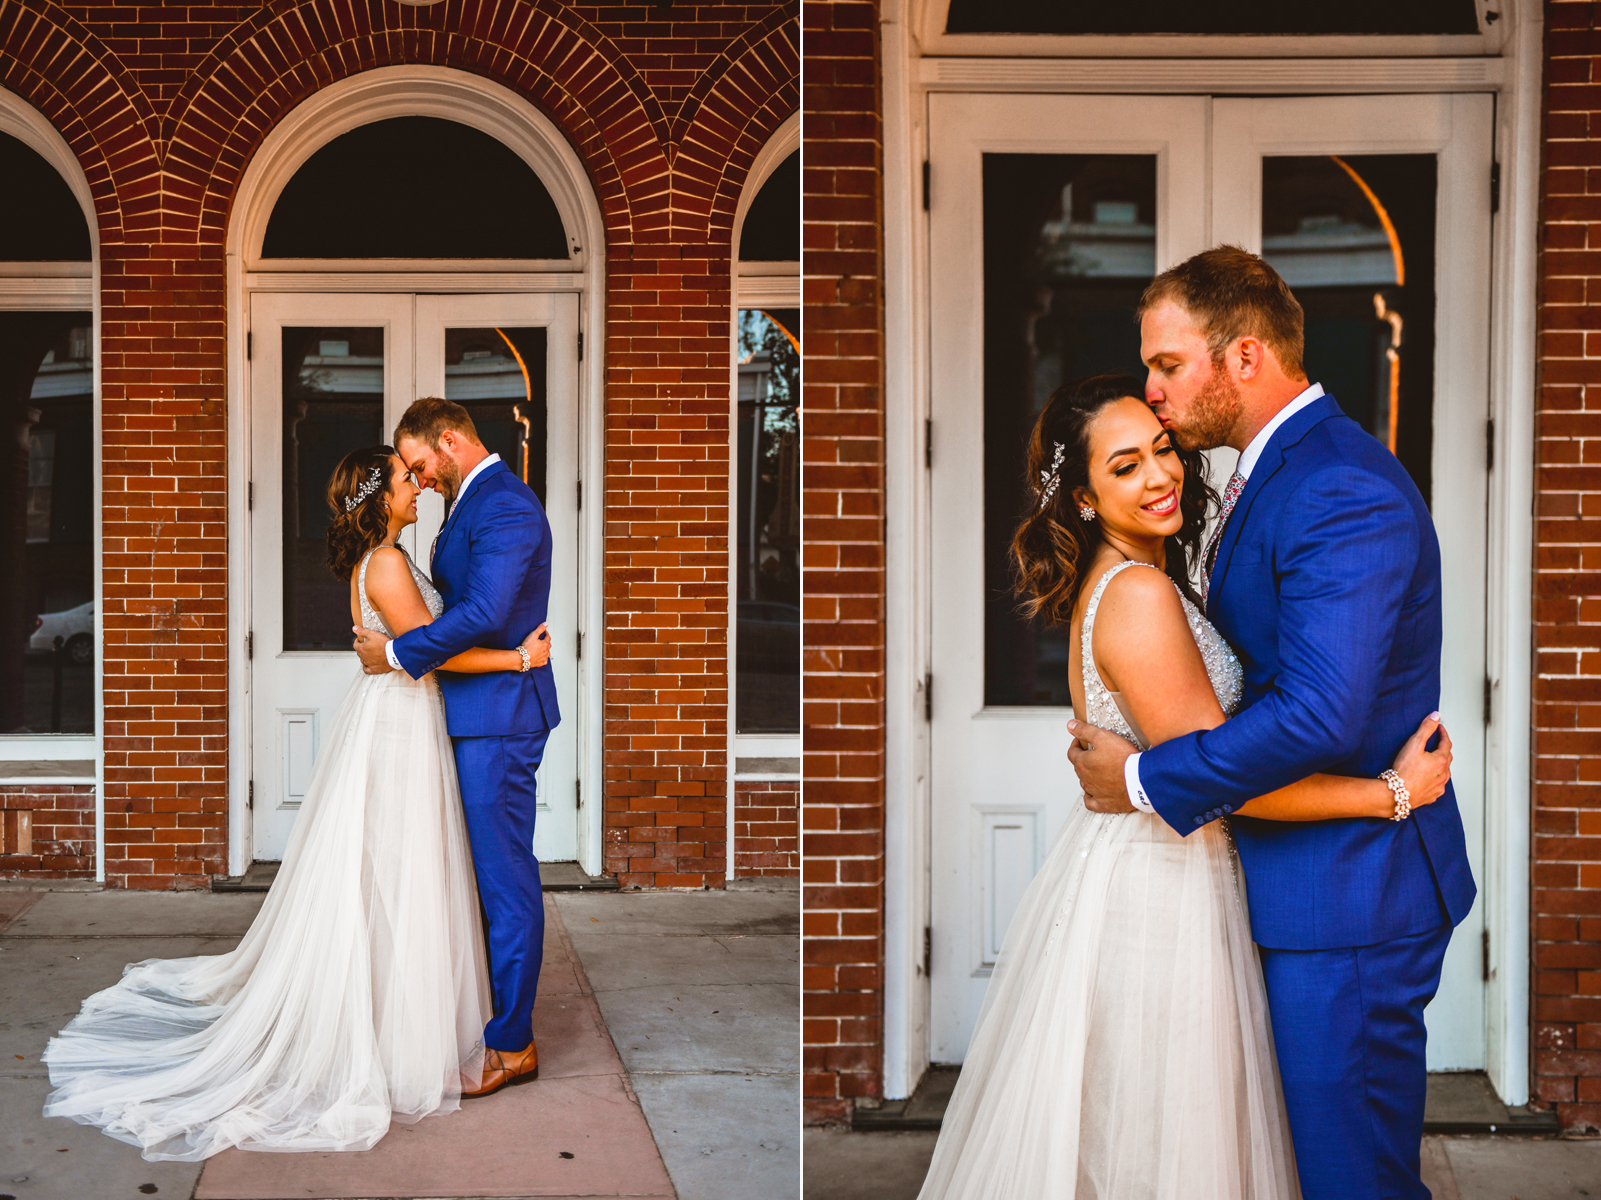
left=1079, top=503, right=1096, bottom=522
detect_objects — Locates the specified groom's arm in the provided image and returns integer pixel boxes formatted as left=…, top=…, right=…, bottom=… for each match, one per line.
left=1139, top=464, right=1420, bottom=834
left=390, top=492, right=543, bottom=678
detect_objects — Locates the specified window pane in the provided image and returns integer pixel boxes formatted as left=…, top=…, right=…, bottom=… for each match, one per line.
left=947, top=0, right=1479, bottom=35
left=0, top=314, right=94, bottom=733
left=1261, top=154, right=1437, bottom=502
left=261, top=117, right=569, bottom=259
left=739, top=151, right=800, bottom=262
left=443, top=327, right=548, bottom=505
left=736, top=308, right=799, bottom=733
left=982, top=155, right=1156, bottom=707
left=282, top=328, right=383, bottom=651
left=0, top=134, right=91, bottom=261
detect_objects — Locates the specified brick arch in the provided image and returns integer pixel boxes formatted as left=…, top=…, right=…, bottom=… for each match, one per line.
left=0, top=0, right=158, bottom=242
left=672, top=10, right=800, bottom=245
left=155, top=0, right=671, bottom=243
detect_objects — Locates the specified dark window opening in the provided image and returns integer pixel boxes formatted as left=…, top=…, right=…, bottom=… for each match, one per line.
left=739, top=152, right=800, bottom=262
left=262, top=117, right=569, bottom=259
left=736, top=308, right=800, bottom=733
left=946, top=0, right=1481, bottom=35
left=0, top=313, right=95, bottom=734
left=442, top=327, right=548, bottom=508
left=0, top=134, right=91, bottom=261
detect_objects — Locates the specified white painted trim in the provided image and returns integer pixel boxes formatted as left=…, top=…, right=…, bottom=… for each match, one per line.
left=225, top=65, right=609, bottom=878
left=878, top=0, right=1537, bottom=1106
left=0, top=86, right=104, bottom=882
left=0, top=262, right=91, bottom=276
left=730, top=114, right=800, bottom=880
left=1481, top=0, right=1541, bottom=1110
left=911, top=0, right=1506, bottom=58
left=0, top=737, right=96, bottom=760
left=0, top=280, right=93, bottom=306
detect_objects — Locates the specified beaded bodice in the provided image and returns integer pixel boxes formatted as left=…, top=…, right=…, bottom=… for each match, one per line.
left=358, top=545, right=442, bottom=637
left=1080, top=560, right=1243, bottom=750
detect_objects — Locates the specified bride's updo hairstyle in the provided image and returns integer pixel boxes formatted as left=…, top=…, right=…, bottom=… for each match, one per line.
left=1011, top=374, right=1214, bottom=625
left=325, top=444, right=397, bottom=581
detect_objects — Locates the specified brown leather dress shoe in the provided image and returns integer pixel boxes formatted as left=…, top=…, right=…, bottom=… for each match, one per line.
left=462, top=1039, right=539, bottom=1099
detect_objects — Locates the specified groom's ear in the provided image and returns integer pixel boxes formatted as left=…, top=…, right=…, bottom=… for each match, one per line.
left=1233, top=335, right=1267, bottom=381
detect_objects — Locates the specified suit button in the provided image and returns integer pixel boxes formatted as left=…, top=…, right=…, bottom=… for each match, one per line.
left=1194, top=817, right=1204, bottom=827
left=1222, top=805, right=1233, bottom=814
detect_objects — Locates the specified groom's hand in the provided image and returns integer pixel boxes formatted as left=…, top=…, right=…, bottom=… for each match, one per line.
left=352, top=625, right=395, bottom=675
left=1066, top=719, right=1138, bottom=814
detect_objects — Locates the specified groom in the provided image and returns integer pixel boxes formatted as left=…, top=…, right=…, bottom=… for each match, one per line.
left=353, top=396, right=560, bottom=1098
left=1067, top=247, right=1475, bottom=1199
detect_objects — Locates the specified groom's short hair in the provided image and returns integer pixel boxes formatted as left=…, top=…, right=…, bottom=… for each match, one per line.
left=1137, top=245, right=1305, bottom=378
left=394, top=397, right=482, bottom=450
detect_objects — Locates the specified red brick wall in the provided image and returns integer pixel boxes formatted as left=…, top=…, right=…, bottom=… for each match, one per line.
left=734, top=779, right=799, bottom=875
left=0, top=1, right=795, bottom=890
left=0, top=786, right=95, bottom=880
left=1535, top=0, right=1601, bottom=1135
left=801, top=0, right=887, bottom=1124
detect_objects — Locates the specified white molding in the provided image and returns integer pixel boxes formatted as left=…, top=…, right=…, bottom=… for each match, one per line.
left=0, top=279, right=93, bottom=308
left=729, top=111, right=800, bottom=879
left=0, top=736, right=97, bottom=761
left=0, top=86, right=105, bottom=881
left=919, top=55, right=1506, bottom=93
left=226, top=65, right=609, bottom=877
left=0, top=263, right=91, bottom=277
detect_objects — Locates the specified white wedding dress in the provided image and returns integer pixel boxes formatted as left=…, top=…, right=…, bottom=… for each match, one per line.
left=917, top=560, right=1301, bottom=1200
left=42, top=547, right=491, bottom=1161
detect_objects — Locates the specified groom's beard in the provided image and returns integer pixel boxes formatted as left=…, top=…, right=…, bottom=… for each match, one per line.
left=434, top=455, right=463, bottom=503
left=1168, top=359, right=1244, bottom=451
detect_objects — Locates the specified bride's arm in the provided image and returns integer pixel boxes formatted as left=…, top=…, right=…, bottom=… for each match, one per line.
left=362, top=548, right=550, bottom=674
left=1094, top=567, right=1449, bottom=822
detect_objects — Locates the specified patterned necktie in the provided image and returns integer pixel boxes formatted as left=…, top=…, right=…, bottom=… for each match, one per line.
left=1202, top=470, right=1247, bottom=605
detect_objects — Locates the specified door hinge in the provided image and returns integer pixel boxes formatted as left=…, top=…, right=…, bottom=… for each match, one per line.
left=245, top=631, right=253, bottom=661
left=576, top=630, right=582, bottom=660
left=576, top=779, right=582, bottom=810
left=923, top=925, right=932, bottom=976
left=577, top=330, right=584, bottom=362
left=1483, top=675, right=1492, bottom=726
left=247, top=481, right=253, bottom=511
left=576, top=479, right=582, bottom=511
left=922, top=160, right=931, bottom=211
left=1481, top=927, right=1490, bottom=982
left=246, top=330, right=252, bottom=361
left=924, top=672, right=933, bottom=723
left=248, top=780, right=254, bottom=811
left=1486, top=418, right=1495, bottom=473
left=925, top=418, right=933, bottom=469
left=1490, top=161, right=1501, bottom=215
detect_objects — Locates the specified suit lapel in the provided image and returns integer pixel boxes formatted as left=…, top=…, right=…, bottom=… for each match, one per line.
left=1206, top=395, right=1343, bottom=621
left=433, top=460, right=504, bottom=570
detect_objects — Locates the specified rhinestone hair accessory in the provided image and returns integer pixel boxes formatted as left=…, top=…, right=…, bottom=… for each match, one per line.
left=344, top=465, right=384, bottom=512
left=1037, top=441, right=1066, bottom=512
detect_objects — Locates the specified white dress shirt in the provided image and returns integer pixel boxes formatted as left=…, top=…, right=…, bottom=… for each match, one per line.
left=382, top=453, right=503, bottom=671
left=1123, top=385, right=1325, bottom=815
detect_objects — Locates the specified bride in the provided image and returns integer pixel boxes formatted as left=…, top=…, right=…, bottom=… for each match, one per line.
left=41, top=444, right=550, bottom=1162
left=916, top=376, right=1453, bottom=1200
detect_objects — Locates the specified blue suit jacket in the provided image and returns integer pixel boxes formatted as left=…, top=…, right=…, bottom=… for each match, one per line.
left=1141, top=395, right=1475, bottom=950
left=392, top=459, right=560, bottom=738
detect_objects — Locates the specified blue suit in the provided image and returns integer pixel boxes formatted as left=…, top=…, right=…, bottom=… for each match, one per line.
left=1140, top=396, right=1475, bottom=1198
left=392, top=458, right=560, bottom=1052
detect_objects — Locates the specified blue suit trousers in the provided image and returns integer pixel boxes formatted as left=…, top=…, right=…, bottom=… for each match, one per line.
left=452, top=729, right=548, bottom=1052
left=1259, top=922, right=1452, bottom=1199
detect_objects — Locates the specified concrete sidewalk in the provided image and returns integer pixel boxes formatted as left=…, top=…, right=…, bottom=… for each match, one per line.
left=803, top=1126, right=1601, bottom=1200
left=1, top=881, right=799, bottom=1200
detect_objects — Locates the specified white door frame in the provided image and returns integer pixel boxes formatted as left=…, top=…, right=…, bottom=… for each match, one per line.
left=225, top=66, right=608, bottom=876
left=878, top=0, right=1542, bottom=1104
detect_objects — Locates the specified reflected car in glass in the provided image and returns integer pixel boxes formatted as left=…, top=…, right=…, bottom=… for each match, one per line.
left=29, top=600, right=94, bottom=666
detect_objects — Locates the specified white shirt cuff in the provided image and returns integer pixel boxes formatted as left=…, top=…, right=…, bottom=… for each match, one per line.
left=1125, top=752, right=1155, bottom=814
left=384, top=640, right=401, bottom=672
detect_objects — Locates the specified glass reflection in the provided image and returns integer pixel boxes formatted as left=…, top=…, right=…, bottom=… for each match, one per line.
left=736, top=308, right=799, bottom=733
left=442, top=327, right=547, bottom=504
left=282, top=328, right=383, bottom=651
left=1261, top=155, right=1436, bottom=502
left=982, top=155, right=1156, bottom=707
left=0, top=314, right=94, bottom=734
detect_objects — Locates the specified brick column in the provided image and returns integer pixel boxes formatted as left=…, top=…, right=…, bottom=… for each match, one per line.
left=1534, top=0, right=1601, bottom=1134
left=801, top=0, right=888, bottom=1124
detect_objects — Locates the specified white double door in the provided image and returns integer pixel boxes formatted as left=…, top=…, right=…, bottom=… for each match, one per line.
left=928, top=94, right=1492, bottom=1070
left=248, top=291, right=580, bottom=863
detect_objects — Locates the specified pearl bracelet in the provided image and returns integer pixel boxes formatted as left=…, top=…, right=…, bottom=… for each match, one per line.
left=1380, top=769, right=1411, bottom=821
left=517, top=645, right=532, bottom=673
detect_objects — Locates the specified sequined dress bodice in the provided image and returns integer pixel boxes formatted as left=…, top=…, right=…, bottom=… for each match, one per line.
left=359, top=546, right=443, bottom=636
left=1080, top=560, right=1243, bottom=749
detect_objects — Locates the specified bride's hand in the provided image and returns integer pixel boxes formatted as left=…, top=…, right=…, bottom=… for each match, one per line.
left=521, top=623, right=551, bottom=669
left=1389, top=712, right=1451, bottom=809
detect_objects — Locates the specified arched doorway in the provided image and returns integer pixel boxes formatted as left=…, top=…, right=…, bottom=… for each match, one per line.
left=227, top=68, right=605, bottom=874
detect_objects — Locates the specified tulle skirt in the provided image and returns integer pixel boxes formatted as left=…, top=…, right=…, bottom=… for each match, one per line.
left=918, top=805, right=1301, bottom=1200
left=41, top=669, right=491, bottom=1162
